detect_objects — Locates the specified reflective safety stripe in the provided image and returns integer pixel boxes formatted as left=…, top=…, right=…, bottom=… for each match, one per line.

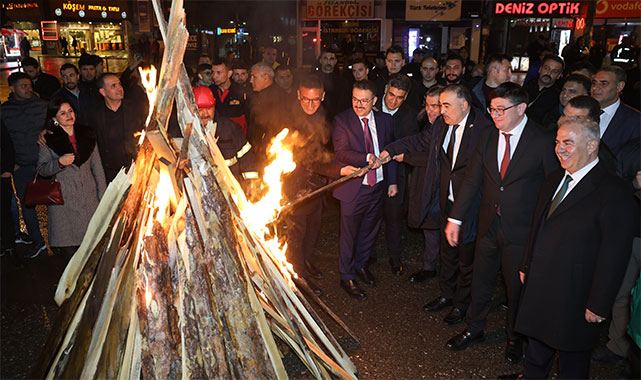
left=242, top=171, right=259, bottom=179
left=225, top=156, right=238, bottom=167
left=236, top=141, right=252, bottom=158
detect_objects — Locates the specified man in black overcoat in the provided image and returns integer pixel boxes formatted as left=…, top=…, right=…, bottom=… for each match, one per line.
left=503, top=116, right=636, bottom=379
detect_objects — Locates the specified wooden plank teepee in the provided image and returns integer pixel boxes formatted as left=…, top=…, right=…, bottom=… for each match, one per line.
left=31, top=1, right=358, bottom=379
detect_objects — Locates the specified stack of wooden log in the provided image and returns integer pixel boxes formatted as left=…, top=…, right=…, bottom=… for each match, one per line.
left=30, top=0, right=358, bottom=379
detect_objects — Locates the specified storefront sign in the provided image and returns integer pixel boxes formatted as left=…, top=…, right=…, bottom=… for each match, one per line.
left=512, top=19, right=549, bottom=27
left=552, top=18, right=574, bottom=28
left=595, top=0, right=641, bottom=18
left=2, top=2, right=40, bottom=19
left=405, top=0, right=462, bottom=21
left=217, top=28, right=236, bottom=35
left=186, top=35, right=198, bottom=51
left=494, top=2, right=581, bottom=16
left=321, top=20, right=379, bottom=34
left=41, top=21, right=58, bottom=40
left=3, top=2, right=38, bottom=10
left=575, top=17, right=585, bottom=30
left=51, top=1, right=128, bottom=20
left=305, top=0, right=373, bottom=19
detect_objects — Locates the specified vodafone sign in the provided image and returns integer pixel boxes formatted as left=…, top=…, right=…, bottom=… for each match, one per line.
left=595, top=0, right=641, bottom=18
left=494, top=1, right=581, bottom=17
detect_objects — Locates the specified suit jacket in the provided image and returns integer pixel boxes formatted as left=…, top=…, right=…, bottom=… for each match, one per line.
left=439, top=108, right=493, bottom=243
left=602, top=102, right=641, bottom=156
left=384, top=118, right=442, bottom=229
left=524, top=78, right=561, bottom=126
left=469, top=76, right=486, bottom=111
left=449, top=118, right=559, bottom=245
left=515, top=163, right=636, bottom=350
left=376, top=100, right=420, bottom=190
left=332, top=108, right=397, bottom=202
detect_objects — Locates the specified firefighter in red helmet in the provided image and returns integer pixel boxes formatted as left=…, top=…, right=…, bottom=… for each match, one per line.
left=193, top=86, right=258, bottom=188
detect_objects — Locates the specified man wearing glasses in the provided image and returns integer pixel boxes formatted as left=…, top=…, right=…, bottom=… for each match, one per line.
left=332, top=80, right=397, bottom=300
left=444, top=82, right=559, bottom=365
left=524, top=54, right=564, bottom=125
left=194, top=63, right=214, bottom=87
left=282, top=75, right=360, bottom=298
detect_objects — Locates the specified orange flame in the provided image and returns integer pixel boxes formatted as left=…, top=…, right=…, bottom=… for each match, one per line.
left=143, top=271, right=152, bottom=309
left=138, top=65, right=158, bottom=143
left=240, top=129, right=298, bottom=286
left=153, top=170, right=173, bottom=223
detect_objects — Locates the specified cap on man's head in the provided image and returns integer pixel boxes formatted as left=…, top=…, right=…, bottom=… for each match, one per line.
left=193, top=86, right=215, bottom=109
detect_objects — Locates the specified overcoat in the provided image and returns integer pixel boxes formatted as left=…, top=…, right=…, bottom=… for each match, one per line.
left=38, top=124, right=106, bottom=247
left=515, top=163, right=636, bottom=351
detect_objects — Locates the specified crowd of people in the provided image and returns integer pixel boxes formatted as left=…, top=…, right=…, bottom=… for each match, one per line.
left=1, top=39, right=640, bottom=379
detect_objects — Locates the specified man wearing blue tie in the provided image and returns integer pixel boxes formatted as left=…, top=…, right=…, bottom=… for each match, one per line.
left=332, top=80, right=397, bottom=300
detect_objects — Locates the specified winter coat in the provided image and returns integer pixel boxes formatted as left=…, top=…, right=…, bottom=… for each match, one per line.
left=1, top=94, right=47, bottom=167
left=38, top=123, right=106, bottom=247
left=32, top=72, right=61, bottom=100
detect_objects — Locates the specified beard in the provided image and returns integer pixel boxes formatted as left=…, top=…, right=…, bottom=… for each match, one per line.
left=446, top=73, right=462, bottom=84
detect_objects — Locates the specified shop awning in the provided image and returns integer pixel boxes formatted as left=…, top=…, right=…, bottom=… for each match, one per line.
left=0, top=28, right=27, bottom=37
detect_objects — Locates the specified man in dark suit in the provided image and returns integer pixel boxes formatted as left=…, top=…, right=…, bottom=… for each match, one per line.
left=382, top=85, right=444, bottom=283
left=501, top=116, right=636, bottom=379
left=444, top=82, right=559, bottom=364
left=51, top=63, right=97, bottom=120
left=21, top=57, right=60, bottom=100
left=332, top=80, right=397, bottom=300
left=383, top=84, right=493, bottom=321
left=591, top=65, right=641, bottom=156
left=524, top=54, right=564, bottom=126
left=374, top=73, right=419, bottom=275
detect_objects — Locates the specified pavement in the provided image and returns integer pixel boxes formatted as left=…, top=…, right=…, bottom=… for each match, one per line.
left=0, top=196, right=626, bottom=379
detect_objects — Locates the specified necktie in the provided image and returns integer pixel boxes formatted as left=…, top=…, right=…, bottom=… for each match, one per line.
left=547, top=174, right=573, bottom=219
left=500, top=133, right=512, bottom=179
left=362, top=117, right=376, bottom=186
left=446, top=124, right=460, bottom=163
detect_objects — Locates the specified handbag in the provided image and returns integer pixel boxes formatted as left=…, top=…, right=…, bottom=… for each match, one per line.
left=23, top=169, right=64, bottom=206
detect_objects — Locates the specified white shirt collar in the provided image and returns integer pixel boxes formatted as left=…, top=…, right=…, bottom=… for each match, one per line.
left=382, top=101, right=399, bottom=116
left=566, top=157, right=599, bottom=185
left=504, top=114, right=527, bottom=139
left=602, top=98, right=621, bottom=116
left=456, top=111, right=470, bottom=130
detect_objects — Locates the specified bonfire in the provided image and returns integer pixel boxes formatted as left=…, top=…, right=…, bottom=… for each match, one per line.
left=31, top=0, right=358, bottom=379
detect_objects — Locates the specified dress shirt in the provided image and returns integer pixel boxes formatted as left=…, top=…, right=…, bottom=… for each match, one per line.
left=599, top=99, right=620, bottom=138
left=448, top=114, right=527, bottom=226
left=497, top=115, right=528, bottom=172
left=361, top=110, right=384, bottom=185
left=552, top=158, right=599, bottom=203
left=382, top=101, right=399, bottom=116
left=442, top=111, right=469, bottom=202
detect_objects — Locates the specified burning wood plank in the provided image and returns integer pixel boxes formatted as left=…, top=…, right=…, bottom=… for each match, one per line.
left=33, top=0, right=359, bottom=379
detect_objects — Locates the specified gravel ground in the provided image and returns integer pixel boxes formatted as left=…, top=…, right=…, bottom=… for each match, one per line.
left=1, top=197, right=627, bottom=379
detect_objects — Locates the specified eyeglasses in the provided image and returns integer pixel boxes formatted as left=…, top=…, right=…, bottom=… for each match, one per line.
left=201, top=71, right=213, bottom=76
left=487, top=103, right=519, bottom=116
left=352, top=97, right=373, bottom=105
left=300, top=96, right=322, bottom=104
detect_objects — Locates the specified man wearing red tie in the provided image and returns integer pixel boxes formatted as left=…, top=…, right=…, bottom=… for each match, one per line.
left=332, top=80, right=397, bottom=300
left=443, top=82, right=559, bottom=364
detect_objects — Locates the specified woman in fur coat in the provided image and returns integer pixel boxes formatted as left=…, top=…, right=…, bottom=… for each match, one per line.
left=38, top=98, right=106, bottom=258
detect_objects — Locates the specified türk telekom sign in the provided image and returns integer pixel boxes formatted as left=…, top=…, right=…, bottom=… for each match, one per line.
left=305, top=0, right=374, bottom=19
left=494, top=1, right=581, bottom=17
